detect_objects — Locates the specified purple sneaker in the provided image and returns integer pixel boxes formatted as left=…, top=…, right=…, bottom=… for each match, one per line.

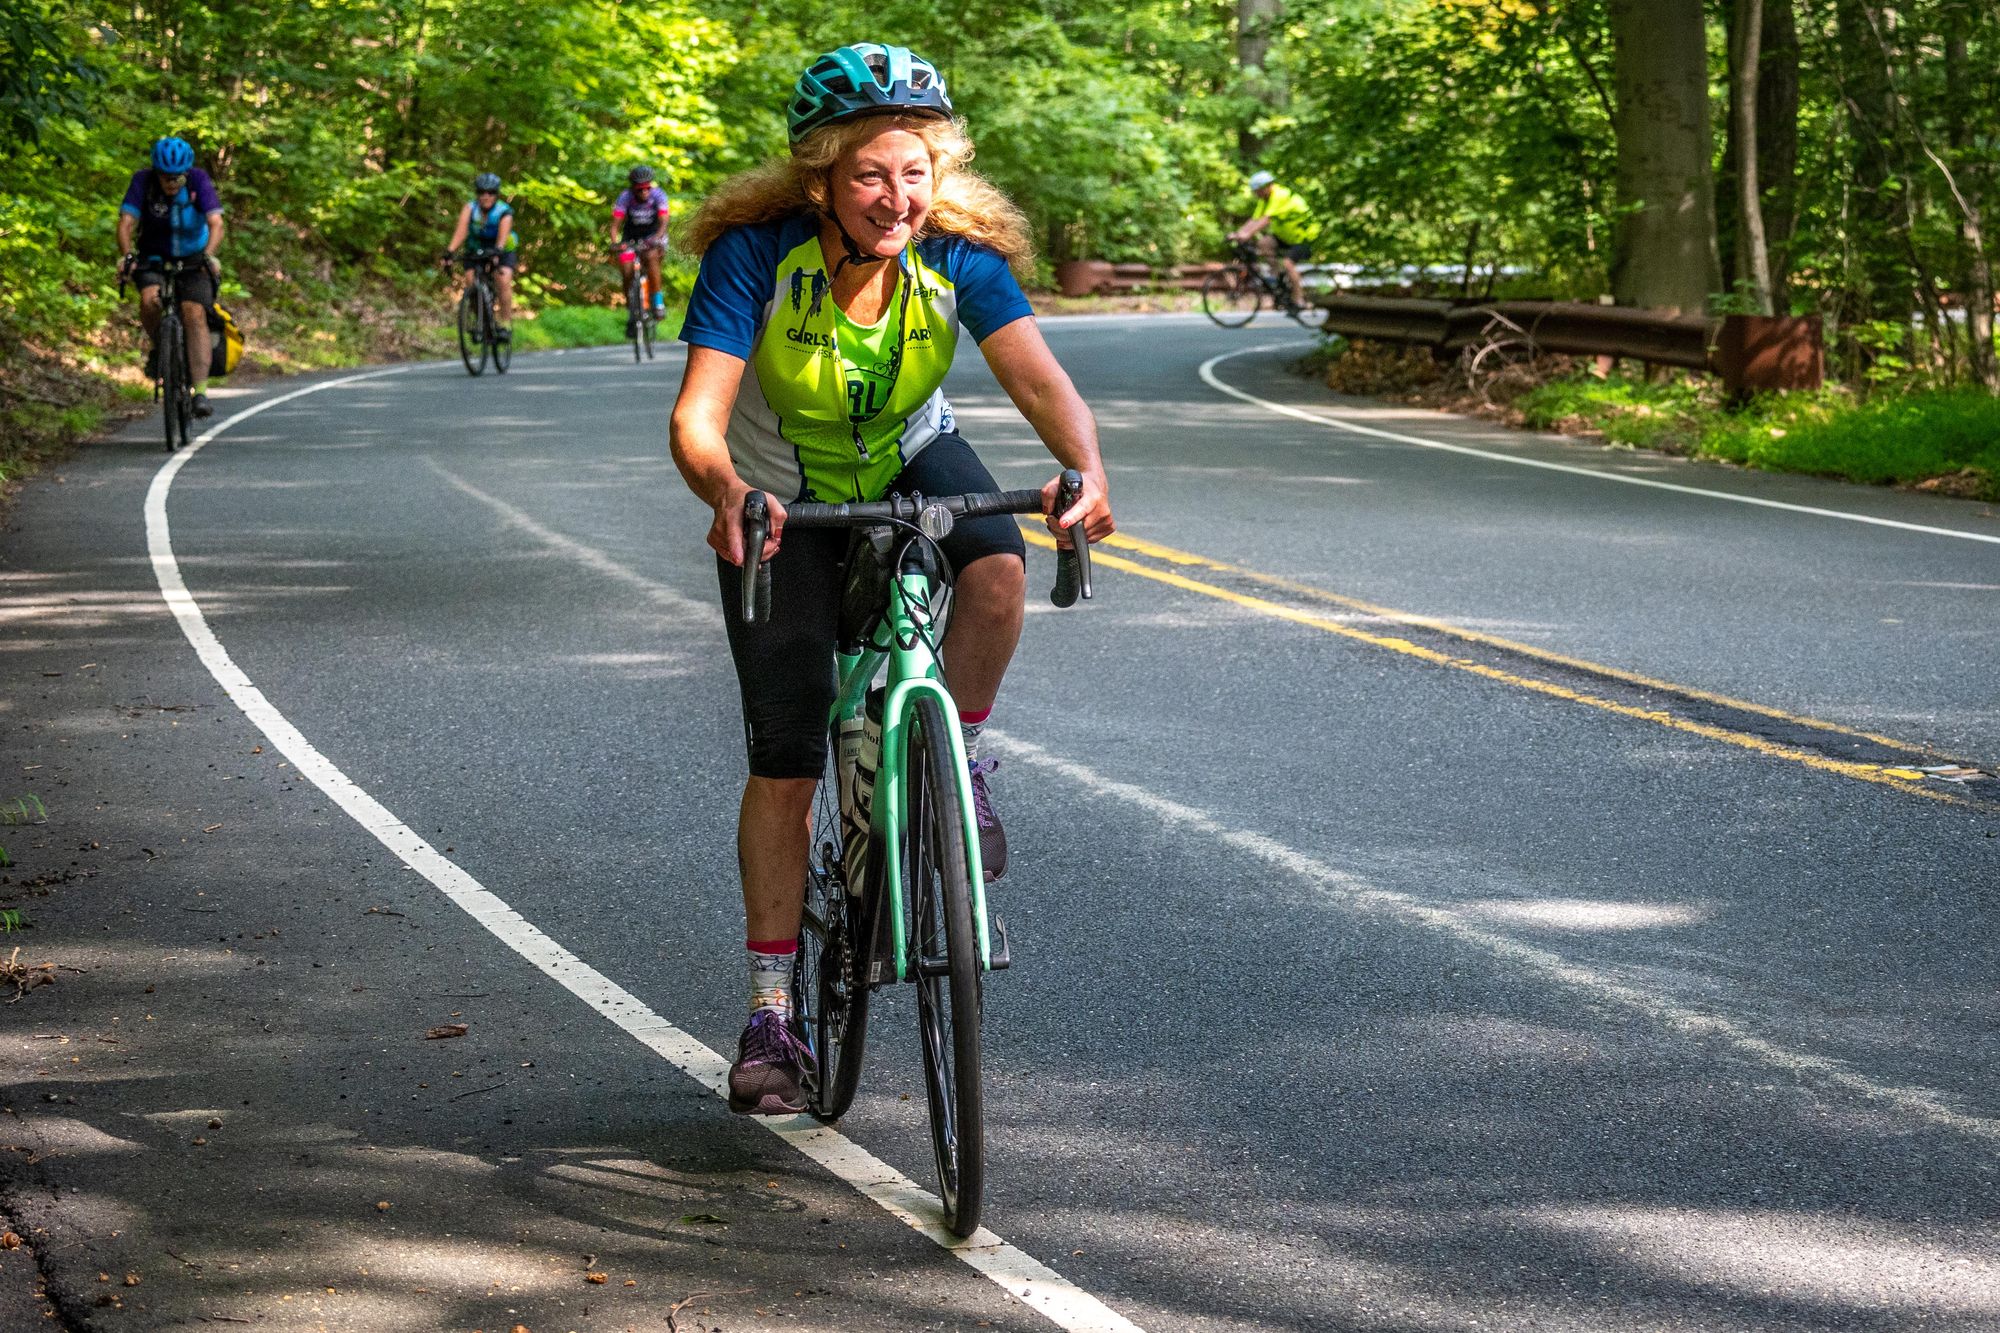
left=727, top=1009, right=813, bottom=1115
left=968, top=757, right=1006, bottom=883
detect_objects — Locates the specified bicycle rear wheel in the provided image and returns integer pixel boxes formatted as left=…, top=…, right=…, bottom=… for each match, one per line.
left=797, top=746, right=872, bottom=1121
left=1202, top=269, right=1261, bottom=328
left=905, top=694, right=983, bottom=1237
left=489, top=284, right=511, bottom=374
left=641, top=309, right=656, bottom=360
left=457, top=286, right=486, bottom=376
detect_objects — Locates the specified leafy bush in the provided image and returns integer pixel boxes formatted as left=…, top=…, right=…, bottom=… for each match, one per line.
left=512, top=303, right=683, bottom=351
left=1518, top=370, right=2000, bottom=498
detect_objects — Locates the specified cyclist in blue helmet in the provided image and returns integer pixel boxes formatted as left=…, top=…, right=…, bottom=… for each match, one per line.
left=672, top=42, right=1114, bottom=1115
left=443, top=172, right=518, bottom=339
left=116, top=136, right=226, bottom=417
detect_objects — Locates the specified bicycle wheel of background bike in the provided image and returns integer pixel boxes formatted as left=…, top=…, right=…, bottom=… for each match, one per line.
left=627, top=273, right=645, bottom=363
left=457, top=287, right=486, bottom=376
left=489, top=285, right=512, bottom=374
left=641, top=310, right=656, bottom=360
left=160, top=318, right=186, bottom=452
left=797, top=750, right=871, bottom=1121
left=905, top=695, right=984, bottom=1237
left=1202, top=269, right=1261, bottom=328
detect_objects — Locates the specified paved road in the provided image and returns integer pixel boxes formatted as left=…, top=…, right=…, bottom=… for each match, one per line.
left=2, top=316, right=1997, bottom=1332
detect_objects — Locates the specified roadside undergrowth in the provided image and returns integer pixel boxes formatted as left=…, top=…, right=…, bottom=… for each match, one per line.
left=0, top=289, right=681, bottom=507
left=1316, top=336, right=2000, bottom=501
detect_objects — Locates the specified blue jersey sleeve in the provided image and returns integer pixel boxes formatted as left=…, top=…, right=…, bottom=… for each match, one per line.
left=681, top=223, right=779, bottom=361
left=944, top=239, right=1032, bottom=343
left=190, top=169, right=222, bottom=216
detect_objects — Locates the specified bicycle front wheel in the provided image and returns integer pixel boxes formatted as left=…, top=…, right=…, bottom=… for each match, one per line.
left=1202, top=268, right=1261, bottom=328
left=905, top=694, right=983, bottom=1237
left=797, top=746, right=871, bottom=1121
left=160, top=317, right=187, bottom=452
left=641, top=310, right=656, bottom=360
left=627, top=272, right=645, bottom=363
left=457, top=287, right=486, bottom=376
left=488, top=285, right=511, bottom=374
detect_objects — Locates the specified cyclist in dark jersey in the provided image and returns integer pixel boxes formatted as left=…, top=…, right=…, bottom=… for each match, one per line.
left=671, top=43, right=1113, bottom=1115
left=610, top=165, right=670, bottom=335
left=443, top=172, right=518, bottom=338
left=117, top=136, right=225, bottom=418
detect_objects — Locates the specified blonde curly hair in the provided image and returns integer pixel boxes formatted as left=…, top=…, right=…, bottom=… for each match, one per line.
left=682, top=114, right=1034, bottom=273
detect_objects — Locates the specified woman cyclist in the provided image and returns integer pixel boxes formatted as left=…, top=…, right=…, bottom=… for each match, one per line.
left=610, top=165, right=671, bottom=335
left=443, top=171, right=517, bottom=338
left=670, top=42, right=1114, bottom=1116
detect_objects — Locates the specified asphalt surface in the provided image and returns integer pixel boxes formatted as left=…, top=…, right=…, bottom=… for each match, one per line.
left=2, top=314, right=1997, bottom=1332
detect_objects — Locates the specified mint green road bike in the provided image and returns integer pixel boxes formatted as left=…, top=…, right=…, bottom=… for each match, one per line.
left=739, top=472, right=1092, bottom=1237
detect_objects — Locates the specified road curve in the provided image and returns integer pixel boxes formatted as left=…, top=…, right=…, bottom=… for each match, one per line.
left=2, top=318, right=1997, bottom=1332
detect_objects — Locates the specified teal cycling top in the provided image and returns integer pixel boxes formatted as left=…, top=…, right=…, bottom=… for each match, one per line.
left=467, top=198, right=517, bottom=250
left=680, top=213, right=1033, bottom=503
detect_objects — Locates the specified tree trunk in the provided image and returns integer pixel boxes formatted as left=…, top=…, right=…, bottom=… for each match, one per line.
left=1758, top=0, right=1800, bottom=307
left=1945, top=7, right=1998, bottom=391
left=1607, top=0, right=1722, bottom=314
left=1834, top=0, right=1908, bottom=326
left=1236, top=0, right=1281, bottom=160
left=1731, top=0, right=1774, bottom=313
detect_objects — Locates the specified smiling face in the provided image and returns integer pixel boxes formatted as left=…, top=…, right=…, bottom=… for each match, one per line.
left=827, top=125, right=933, bottom=259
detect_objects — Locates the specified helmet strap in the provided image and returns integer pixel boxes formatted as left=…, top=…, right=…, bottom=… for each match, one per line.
left=828, top=214, right=890, bottom=277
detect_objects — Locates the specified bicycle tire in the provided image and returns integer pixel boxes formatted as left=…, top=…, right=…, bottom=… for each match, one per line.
left=1202, top=269, right=1261, bottom=328
left=797, top=748, right=872, bottom=1121
left=160, top=314, right=186, bottom=452
left=488, top=283, right=511, bottom=374
left=641, top=310, right=656, bottom=360
left=457, top=285, right=486, bottom=376
left=906, top=694, right=983, bottom=1237
left=627, top=269, right=645, bottom=363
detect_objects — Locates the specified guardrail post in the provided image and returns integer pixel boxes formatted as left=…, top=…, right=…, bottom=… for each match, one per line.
left=1713, top=314, right=1825, bottom=398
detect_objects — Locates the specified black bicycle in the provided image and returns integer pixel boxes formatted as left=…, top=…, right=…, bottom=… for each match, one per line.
left=619, top=241, right=660, bottom=363
left=740, top=476, right=1092, bottom=1237
left=123, top=256, right=207, bottom=453
left=454, top=249, right=511, bottom=376
left=1202, top=240, right=1327, bottom=330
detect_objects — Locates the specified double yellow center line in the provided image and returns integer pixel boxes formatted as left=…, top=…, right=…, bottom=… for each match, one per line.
left=1021, top=526, right=1994, bottom=813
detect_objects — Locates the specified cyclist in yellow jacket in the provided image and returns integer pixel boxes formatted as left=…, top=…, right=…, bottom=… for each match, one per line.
left=1228, top=170, right=1319, bottom=310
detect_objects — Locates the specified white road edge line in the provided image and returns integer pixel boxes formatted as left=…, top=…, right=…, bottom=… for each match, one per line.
left=987, top=731, right=2000, bottom=1147
left=1201, top=342, right=2000, bottom=546
left=143, top=369, right=1147, bottom=1333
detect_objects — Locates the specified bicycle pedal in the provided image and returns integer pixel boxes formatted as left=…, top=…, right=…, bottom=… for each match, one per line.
left=986, top=913, right=1012, bottom=971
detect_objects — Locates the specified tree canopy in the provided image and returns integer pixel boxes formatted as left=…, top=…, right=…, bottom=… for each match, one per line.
left=6, top=1, right=1998, bottom=388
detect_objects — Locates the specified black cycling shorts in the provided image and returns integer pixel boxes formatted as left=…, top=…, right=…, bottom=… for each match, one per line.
left=135, top=264, right=216, bottom=308
left=1276, top=241, right=1313, bottom=262
left=717, top=432, right=1030, bottom=780
left=462, top=250, right=518, bottom=271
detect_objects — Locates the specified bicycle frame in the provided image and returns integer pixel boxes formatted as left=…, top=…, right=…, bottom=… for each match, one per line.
left=830, top=566, right=994, bottom=980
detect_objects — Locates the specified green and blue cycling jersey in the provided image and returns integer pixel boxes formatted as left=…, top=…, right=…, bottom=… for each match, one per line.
left=680, top=213, right=1033, bottom=504
left=467, top=198, right=518, bottom=250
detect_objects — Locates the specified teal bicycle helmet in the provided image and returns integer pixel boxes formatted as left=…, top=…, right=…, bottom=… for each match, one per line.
left=787, top=43, right=952, bottom=146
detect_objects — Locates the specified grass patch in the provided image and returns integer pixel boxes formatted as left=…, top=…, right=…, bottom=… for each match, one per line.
left=1516, top=372, right=2000, bottom=499
left=512, top=302, right=684, bottom=351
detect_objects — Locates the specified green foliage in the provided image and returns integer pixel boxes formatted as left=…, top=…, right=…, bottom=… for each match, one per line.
left=1517, top=370, right=2000, bottom=497
left=1275, top=0, right=1617, bottom=293
left=1516, top=371, right=1707, bottom=449
left=1701, top=389, right=2000, bottom=496
left=512, top=302, right=685, bottom=351
left=714, top=0, right=1244, bottom=265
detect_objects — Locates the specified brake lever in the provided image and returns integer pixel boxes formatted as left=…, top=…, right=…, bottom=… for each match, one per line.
left=1050, top=468, right=1092, bottom=607
left=740, top=491, right=772, bottom=624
